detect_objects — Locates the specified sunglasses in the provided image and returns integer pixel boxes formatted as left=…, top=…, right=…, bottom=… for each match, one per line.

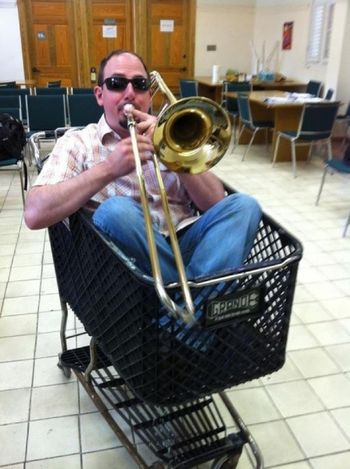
left=102, top=76, right=151, bottom=92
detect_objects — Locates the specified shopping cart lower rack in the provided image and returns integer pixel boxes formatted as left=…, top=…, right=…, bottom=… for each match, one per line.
left=50, top=184, right=302, bottom=468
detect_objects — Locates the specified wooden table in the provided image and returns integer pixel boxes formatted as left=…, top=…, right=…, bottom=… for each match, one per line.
left=195, top=77, right=307, bottom=103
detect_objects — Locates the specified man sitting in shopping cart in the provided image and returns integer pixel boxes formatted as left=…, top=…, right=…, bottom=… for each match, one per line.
left=25, top=49, right=261, bottom=335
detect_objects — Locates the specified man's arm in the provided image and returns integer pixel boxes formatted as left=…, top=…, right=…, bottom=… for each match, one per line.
left=178, top=171, right=225, bottom=212
left=25, top=132, right=155, bottom=230
left=24, top=161, right=114, bottom=229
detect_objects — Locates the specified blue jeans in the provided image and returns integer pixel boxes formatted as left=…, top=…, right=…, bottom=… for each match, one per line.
left=93, top=193, right=262, bottom=352
left=92, top=193, right=262, bottom=284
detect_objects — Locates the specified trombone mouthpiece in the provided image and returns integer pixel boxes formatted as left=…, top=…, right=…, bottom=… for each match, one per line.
left=123, top=103, right=135, bottom=116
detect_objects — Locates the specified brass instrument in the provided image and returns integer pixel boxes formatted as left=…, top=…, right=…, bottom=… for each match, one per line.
left=124, top=71, right=231, bottom=323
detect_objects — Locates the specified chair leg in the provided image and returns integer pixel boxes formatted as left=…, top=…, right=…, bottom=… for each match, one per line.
left=242, top=129, right=257, bottom=161
left=18, top=163, right=25, bottom=206
left=291, top=142, right=297, bottom=178
left=326, top=139, right=332, bottom=161
left=343, top=210, right=350, bottom=237
left=272, top=133, right=281, bottom=167
left=233, top=124, right=245, bottom=154
left=315, top=165, right=328, bottom=205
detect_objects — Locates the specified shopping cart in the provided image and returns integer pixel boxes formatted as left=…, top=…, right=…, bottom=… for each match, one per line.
left=46, top=181, right=302, bottom=468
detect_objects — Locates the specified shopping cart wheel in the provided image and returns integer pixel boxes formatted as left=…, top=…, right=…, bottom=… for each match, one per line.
left=211, top=450, right=241, bottom=469
left=57, top=353, right=72, bottom=378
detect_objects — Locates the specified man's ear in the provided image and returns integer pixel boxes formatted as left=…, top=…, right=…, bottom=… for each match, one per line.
left=94, top=86, right=103, bottom=106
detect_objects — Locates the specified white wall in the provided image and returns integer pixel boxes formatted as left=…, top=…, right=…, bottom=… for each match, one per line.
left=0, top=3, right=24, bottom=81
left=253, top=0, right=348, bottom=97
left=195, top=4, right=255, bottom=77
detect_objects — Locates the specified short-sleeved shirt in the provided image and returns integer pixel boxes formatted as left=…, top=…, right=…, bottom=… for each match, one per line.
left=33, top=115, right=198, bottom=234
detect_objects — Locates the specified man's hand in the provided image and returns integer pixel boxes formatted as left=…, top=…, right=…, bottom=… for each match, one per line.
left=133, top=109, right=157, bottom=137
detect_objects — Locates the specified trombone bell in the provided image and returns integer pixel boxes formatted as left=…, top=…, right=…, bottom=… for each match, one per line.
left=153, top=97, right=231, bottom=174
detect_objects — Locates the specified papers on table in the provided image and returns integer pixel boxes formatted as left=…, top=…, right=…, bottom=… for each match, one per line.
left=264, top=93, right=324, bottom=104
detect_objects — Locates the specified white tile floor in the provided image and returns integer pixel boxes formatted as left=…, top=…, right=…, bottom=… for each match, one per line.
left=0, top=143, right=349, bottom=469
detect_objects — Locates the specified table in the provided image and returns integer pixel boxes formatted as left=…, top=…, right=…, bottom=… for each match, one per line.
left=195, top=77, right=307, bottom=103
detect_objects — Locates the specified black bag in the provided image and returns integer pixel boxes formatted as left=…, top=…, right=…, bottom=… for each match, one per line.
left=0, top=113, right=27, bottom=188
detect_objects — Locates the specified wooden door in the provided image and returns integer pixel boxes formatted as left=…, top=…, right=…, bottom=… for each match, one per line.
left=83, top=0, right=133, bottom=86
left=18, top=0, right=78, bottom=87
left=134, top=0, right=195, bottom=98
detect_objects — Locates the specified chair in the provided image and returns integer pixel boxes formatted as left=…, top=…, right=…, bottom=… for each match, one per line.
left=47, top=80, right=61, bottom=88
left=0, top=96, right=22, bottom=120
left=221, top=81, right=251, bottom=143
left=71, top=87, right=94, bottom=94
left=0, top=158, right=26, bottom=205
left=0, top=107, right=22, bottom=121
left=305, top=80, right=322, bottom=97
left=335, top=102, right=350, bottom=149
left=236, top=93, right=274, bottom=161
left=315, top=158, right=350, bottom=237
left=25, top=95, right=67, bottom=134
left=35, top=87, right=67, bottom=96
left=325, top=88, right=334, bottom=100
left=272, top=101, right=340, bottom=177
left=67, top=94, right=103, bottom=126
left=0, top=88, right=30, bottom=122
left=0, top=81, right=17, bottom=88
left=179, top=79, right=198, bottom=98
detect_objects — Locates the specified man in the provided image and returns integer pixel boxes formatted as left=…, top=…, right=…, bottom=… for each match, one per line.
left=25, top=49, right=261, bottom=284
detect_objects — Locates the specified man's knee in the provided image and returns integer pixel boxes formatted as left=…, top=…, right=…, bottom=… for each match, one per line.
left=224, top=193, right=262, bottom=219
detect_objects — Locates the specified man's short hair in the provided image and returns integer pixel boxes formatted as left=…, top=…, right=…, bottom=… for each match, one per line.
left=97, top=49, right=150, bottom=86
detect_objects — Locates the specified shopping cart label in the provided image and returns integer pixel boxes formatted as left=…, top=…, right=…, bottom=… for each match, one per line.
left=204, top=287, right=263, bottom=329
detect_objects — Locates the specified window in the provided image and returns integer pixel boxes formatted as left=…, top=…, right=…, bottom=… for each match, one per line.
left=306, top=0, right=335, bottom=64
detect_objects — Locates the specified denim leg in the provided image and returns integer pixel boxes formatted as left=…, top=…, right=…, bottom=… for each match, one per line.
left=92, top=196, right=178, bottom=282
left=180, top=193, right=262, bottom=280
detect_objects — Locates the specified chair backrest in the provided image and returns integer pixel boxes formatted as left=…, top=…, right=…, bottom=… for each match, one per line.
left=67, top=94, right=103, bottom=126
left=0, top=88, right=30, bottom=121
left=0, top=107, right=22, bottom=121
left=0, top=96, right=22, bottom=120
left=305, top=80, right=322, bottom=97
left=26, top=95, right=67, bottom=132
left=71, top=87, right=94, bottom=94
left=298, top=102, right=340, bottom=140
left=221, top=81, right=252, bottom=113
left=35, top=87, right=67, bottom=96
left=0, top=81, right=17, bottom=88
left=237, top=93, right=253, bottom=125
left=0, top=95, right=21, bottom=109
left=179, top=79, right=198, bottom=98
left=325, top=88, right=334, bottom=100
left=47, top=80, right=61, bottom=88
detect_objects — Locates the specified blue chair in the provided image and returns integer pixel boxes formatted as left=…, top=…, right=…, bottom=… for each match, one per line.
left=25, top=95, right=67, bottom=134
left=305, top=80, right=322, bottom=97
left=272, top=101, right=340, bottom=177
left=0, top=88, right=30, bottom=122
left=179, top=79, right=198, bottom=98
left=221, top=81, right=251, bottom=144
left=71, top=87, right=94, bottom=94
left=0, top=96, right=22, bottom=121
left=67, top=94, right=103, bottom=126
left=47, top=80, right=61, bottom=88
left=35, top=87, right=67, bottom=96
left=316, top=158, right=350, bottom=237
left=236, top=93, right=274, bottom=161
left=325, top=88, right=334, bottom=100
left=0, top=81, right=17, bottom=88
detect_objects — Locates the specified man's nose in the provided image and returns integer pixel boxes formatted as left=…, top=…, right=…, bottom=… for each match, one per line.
left=124, top=82, right=136, bottom=99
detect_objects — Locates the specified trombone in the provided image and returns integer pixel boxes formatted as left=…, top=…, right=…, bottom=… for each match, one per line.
left=124, top=71, right=231, bottom=324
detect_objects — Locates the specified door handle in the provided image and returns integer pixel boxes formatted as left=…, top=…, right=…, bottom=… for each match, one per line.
left=32, top=67, right=40, bottom=73
left=180, top=67, right=187, bottom=72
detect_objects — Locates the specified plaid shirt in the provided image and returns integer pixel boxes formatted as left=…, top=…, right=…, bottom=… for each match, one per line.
left=34, top=115, right=197, bottom=234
